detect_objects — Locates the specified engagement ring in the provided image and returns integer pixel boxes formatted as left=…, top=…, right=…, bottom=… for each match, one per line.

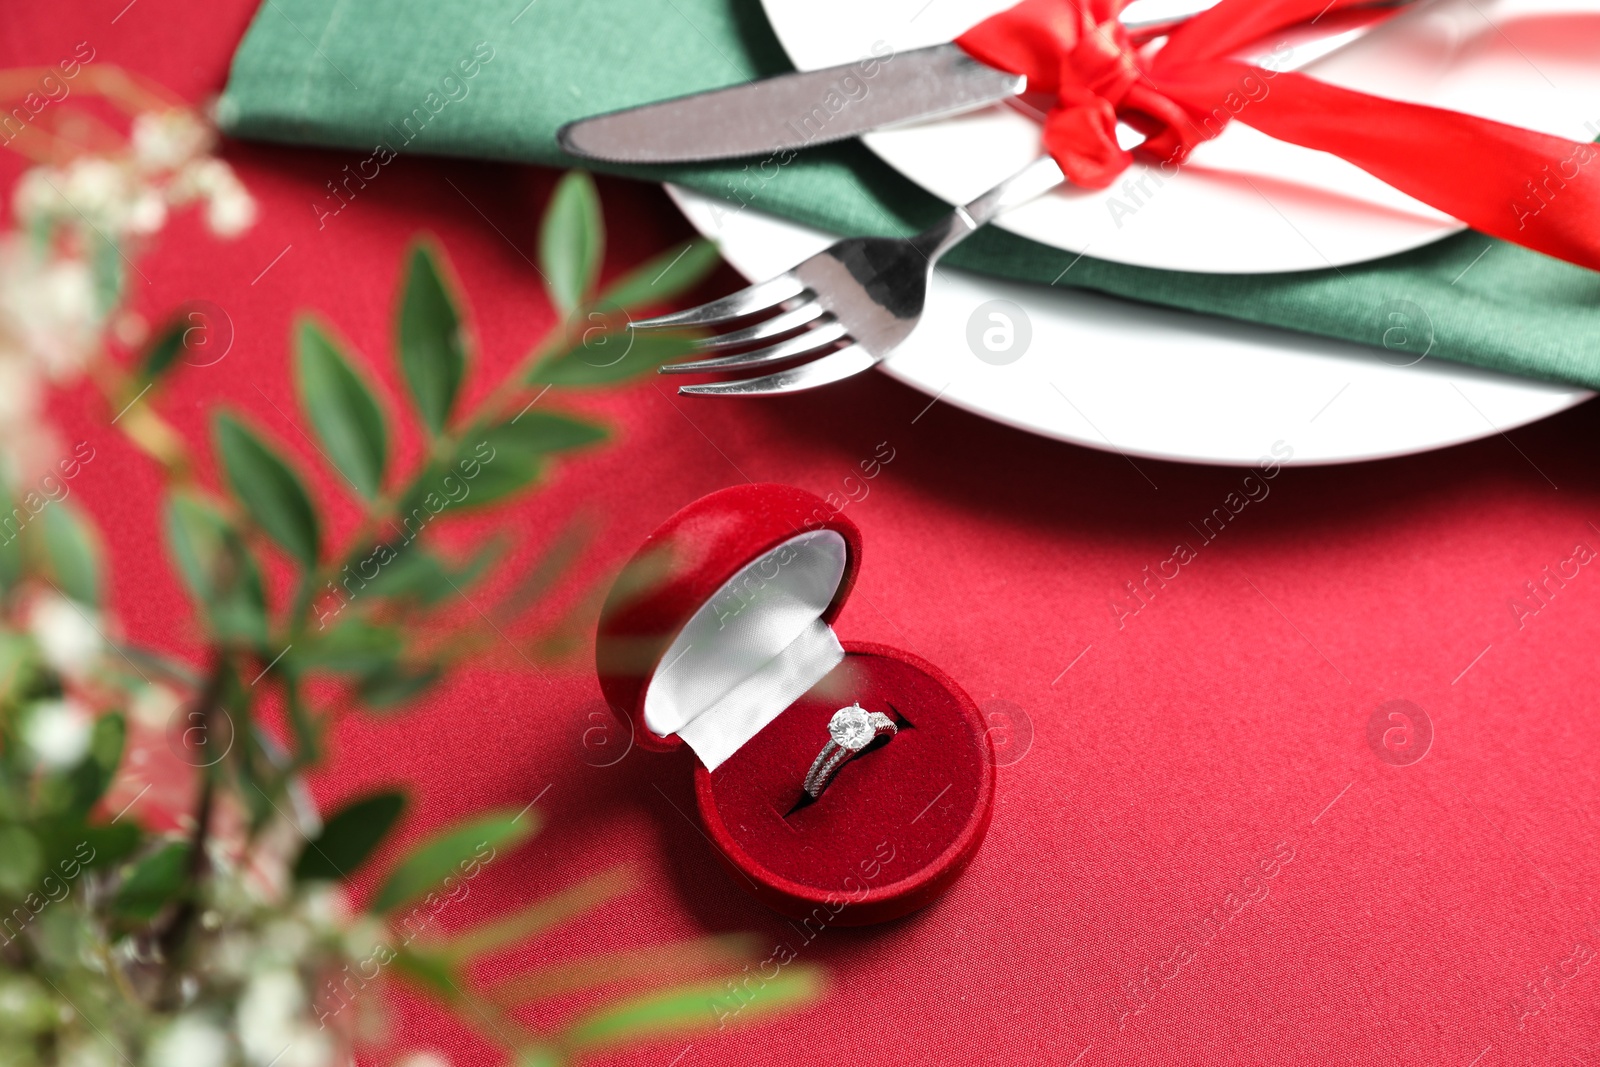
left=802, top=703, right=897, bottom=799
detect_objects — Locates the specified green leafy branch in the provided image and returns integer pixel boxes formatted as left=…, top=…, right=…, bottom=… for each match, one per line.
left=0, top=168, right=820, bottom=1066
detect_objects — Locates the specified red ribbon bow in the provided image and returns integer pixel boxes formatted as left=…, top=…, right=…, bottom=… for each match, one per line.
left=956, top=0, right=1600, bottom=271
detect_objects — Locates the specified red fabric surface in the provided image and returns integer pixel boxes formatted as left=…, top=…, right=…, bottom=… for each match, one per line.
left=956, top=0, right=1600, bottom=271
left=9, top=4, right=1600, bottom=1067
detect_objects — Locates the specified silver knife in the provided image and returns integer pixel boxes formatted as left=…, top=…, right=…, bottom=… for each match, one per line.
left=558, top=0, right=1411, bottom=163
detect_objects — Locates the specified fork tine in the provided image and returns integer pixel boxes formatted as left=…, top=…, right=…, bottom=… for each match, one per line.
left=660, top=320, right=848, bottom=374
left=677, top=345, right=880, bottom=397
left=630, top=274, right=807, bottom=330
left=688, top=302, right=827, bottom=352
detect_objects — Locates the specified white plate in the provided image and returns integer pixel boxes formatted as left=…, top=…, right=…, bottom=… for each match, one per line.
left=759, top=0, right=1600, bottom=272
left=668, top=185, right=1591, bottom=465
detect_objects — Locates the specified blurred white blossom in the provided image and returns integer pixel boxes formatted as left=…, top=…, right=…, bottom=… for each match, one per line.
left=177, top=159, right=257, bottom=238
left=0, top=104, right=254, bottom=484
left=131, top=109, right=212, bottom=172
left=22, top=698, right=93, bottom=769
left=60, top=159, right=129, bottom=227
left=60, top=1041, right=120, bottom=1067
left=130, top=682, right=183, bottom=729
left=28, top=594, right=102, bottom=680
left=341, top=915, right=390, bottom=962
left=396, top=1053, right=452, bottom=1067
left=144, top=1014, right=229, bottom=1067
left=237, top=970, right=302, bottom=1063
left=298, top=883, right=352, bottom=931
left=0, top=239, right=100, bottom=380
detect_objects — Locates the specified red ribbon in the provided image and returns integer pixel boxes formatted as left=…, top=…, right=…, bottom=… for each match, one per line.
left=956, top=0, right=1600, bottom=271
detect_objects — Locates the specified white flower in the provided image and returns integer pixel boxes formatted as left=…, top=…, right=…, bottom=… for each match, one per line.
left=396, top=1053, right=452, bottom=1067
left=341, top=915, right=390, bottom=962
left=257, top=917, right=312, bottom=965
left=29, top=595, right=102, bottom=680
left=22, top=699, right=93, bottom=769
left=236, top=976, right=335, bottom=1067
left=145, top=1014, right=229, bottom=1067
left=131, top=109, right=212, bottom=171
left=125, top=188, right=168, bottom=236
left=61, top=158, right=128, bottom=223
left=272, top=1025, right=334, bottom=1067
left=0, top=242, right=102, bottom=382
left=112, top=309, right=149, bottom=348
left=61, top=1042, right=119, bottom=1067
left=11, top=167, right=66, bottom=223
left=205, top=176, right=256, bottom=238
left=130, top=683, right=183, bottom=729
left=0, top=353, right=43, bottom=427
left=211, top=929, right=253, bottom=979
left=237, top=969, right=304, bottom=1064
left=298, top=882, right=352, bottom=930
left=176, top=159, right=256, bottom=237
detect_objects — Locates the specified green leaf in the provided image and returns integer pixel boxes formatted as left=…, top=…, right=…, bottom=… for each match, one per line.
left=0, top=825, right=42, bottom=895
left=293, top=790, right=405, bottom=884
left=163, top=490, right=268, bottom=647
left=111, top=841, right=189, bottom=920
left=214, top=413, right=321, bottom=566
left=0, top=632, right=35, bottom=702
left=139, top=318, right=189, bottom=381
left=356, top=538, right=505, bottom=606
left=528, top=328, right=703, bottom=387
left=283, top=677, right=321, bottom=767
left=357, top=545, right=456, bottom=605
left=29, top=822, right=139, bottom=886
left=65, top=713, right=124, bottom=816
left=392, top=408, right=602, bottom=521
left=392, top=946, right=459, bottom=998
left=38, top=504, right=102, bottom=606
left=356, top=663, right=441, bottom=711
left=467, top=412, right=611, bottom=508
left=562, top=968, right=821, bottom=1051
left=595, top=239, right=720, bottom=312
left=295, top=619, right=403, bottom=676
left=539, top=171, right=604, bottom=315
left=370, top=810, right=537, bottom=914
left=436, top=438, right=541, bottom=509
left=435, top=866, right=632, bottom=963
left=397, top=241, right=467, bottom=436
left=294, top=317, right=388, bottom=500
left=0, top=498, right=22, bottom=594
left=490, top=411, right=607, bottom=455
left=89, top=233, right=123, bottom=316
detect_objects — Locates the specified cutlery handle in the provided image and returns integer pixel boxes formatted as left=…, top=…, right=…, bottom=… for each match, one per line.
left=912, top=155, right=1067, bottom=261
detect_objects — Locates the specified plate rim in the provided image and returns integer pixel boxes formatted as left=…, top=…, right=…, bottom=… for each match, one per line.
left=665, top=183, right=1593, bottom=467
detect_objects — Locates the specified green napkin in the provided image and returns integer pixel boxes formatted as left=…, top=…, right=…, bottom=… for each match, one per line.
left=218, top=0, right=1600, bottom=389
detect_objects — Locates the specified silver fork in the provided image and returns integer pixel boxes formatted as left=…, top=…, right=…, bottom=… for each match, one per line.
left=633, top=2, right=1415, bottom=397
left=636, top=154, right=1068, bottom=396
left=638, top=154, right=1068, bottom=396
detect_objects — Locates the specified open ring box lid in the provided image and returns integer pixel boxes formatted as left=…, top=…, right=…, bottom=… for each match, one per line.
left=595, top=484, right=994, bottom=925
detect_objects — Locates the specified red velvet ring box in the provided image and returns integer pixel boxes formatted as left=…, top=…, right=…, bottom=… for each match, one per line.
left=595, top=483, right=994, bottom=925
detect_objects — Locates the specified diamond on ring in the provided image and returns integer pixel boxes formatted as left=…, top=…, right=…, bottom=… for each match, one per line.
left=803, top=702, right=896, bottom=799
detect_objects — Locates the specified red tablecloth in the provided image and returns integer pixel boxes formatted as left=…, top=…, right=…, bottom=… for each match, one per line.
left=8, top=4, right=1600, bottom=1066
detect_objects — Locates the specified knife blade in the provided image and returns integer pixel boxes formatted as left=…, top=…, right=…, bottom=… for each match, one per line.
left=558, top=42, right=1022, bottom=164
left=559, top=0, right=1415, bottom=165
left=557, top=0, right=1249, bottom=163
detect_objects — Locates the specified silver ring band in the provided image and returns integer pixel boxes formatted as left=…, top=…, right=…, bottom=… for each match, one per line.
left=803, top=703, right=897, bottom=799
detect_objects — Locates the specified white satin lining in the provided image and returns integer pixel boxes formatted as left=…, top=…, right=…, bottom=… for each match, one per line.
left=643, top=530, right=847, bottom=770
